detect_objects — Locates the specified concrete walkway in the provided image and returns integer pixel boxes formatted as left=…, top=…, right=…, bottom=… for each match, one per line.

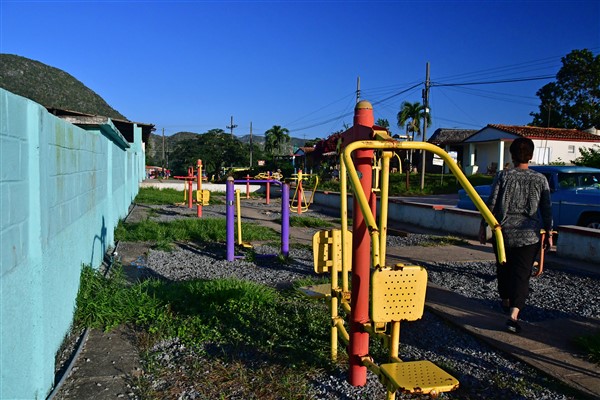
left=52, top=200, right=600, bottom=400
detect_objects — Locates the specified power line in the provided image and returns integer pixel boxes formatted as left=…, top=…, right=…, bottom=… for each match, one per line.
left=439, top=86, right=539, bottom=107
left=288, top=83, right=424, bottom=133
left=432, top=75, right=555, bottom=87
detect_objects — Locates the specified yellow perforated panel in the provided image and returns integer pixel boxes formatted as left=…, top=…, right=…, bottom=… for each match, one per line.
left=380, top=361, right=459, bottom=394
left=312, top=229, right=352, bottom=274
left=371, top=266, right=427, bottom=323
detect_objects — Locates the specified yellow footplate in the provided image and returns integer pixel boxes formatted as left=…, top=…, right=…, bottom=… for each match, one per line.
left=380, top=361, right=459, bottom=395
left=297, top=283, right=331, bottom=299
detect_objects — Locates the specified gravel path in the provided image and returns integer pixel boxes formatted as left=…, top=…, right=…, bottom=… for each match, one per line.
left=126, top=203, right=599, bottom=399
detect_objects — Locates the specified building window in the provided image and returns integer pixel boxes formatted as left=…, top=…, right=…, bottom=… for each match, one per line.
left=568, top=145, right=575, bottom=153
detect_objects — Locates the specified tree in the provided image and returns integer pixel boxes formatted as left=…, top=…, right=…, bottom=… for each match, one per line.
left=530, top=49, right=600, bottom=129
left=396, top=101, right=431, bottom=141
left=572, top=145, right=600, bottom=168
left=264, top=125, right=291, bottom=156
left=170, top=128, right=248, bottom=178
left=303, top=137, right=322, bottom=147
left=376, top=118, right=390, bottom=131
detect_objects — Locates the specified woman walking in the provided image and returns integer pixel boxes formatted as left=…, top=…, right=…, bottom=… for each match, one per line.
left=479, top=137, right=553, bottom=333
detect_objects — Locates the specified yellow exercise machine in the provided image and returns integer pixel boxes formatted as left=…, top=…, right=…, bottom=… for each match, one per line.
left=289, top=169, right=319, bottom=213
left=309, top=103, right=505, bottom=400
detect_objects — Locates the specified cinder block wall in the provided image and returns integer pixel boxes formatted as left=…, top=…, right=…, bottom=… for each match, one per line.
left=0, top=89, right=144, bottom=399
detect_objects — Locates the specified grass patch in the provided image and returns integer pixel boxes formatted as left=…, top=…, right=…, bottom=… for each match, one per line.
left=115, top=218, right=278, bottom=243
left=317, top=173, right=494, bottom=196
left=288, top=215, right=335, bottom=228
left=135, top=187, right=225, bottom=205
left=135, top=187, right=185, bottom=204
left=74, top=265, right=169, bottom=331
left=576, top=331, right=600, bottom=365
left=75, top=265, right=332, bottom=368
left=420, top=235, right=470, bottom=247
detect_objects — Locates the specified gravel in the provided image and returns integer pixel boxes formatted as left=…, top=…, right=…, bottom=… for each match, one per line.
left=127, top=203, right=599, bottom=399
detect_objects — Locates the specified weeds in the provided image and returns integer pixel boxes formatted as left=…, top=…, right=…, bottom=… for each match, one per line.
left=420, top=235, right=469, bottom=247
left=135, top=187, right=225, bottom=205
left=135, top=187, right=185, bottom=204
left=576, top=331, right=600, bottom=365
left=75, top=265, right=331, bottom=365
left=318, top=173, right=494, bottom=196
left=115, top=218, right=278, bottom=243
left=288, top=215, right=335, bottom=228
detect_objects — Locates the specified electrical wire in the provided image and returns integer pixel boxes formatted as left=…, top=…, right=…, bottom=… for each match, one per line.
left=287, top=82, right=424, bottom=133
left=432, top=75, right=555, bottom=87
left=439, top=86, right=539, bottom=107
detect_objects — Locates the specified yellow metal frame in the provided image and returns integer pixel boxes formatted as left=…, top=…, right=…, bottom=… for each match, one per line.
left=372, top=152, right=404, bottom=193
left=195, top=189, right=210, bottom=206
left=290, top=170, right=320, bottom=213
left=307, top=131, right=505, bottom=399
left=312, top=229, right=352, bottom=274
left=341, top=136, right=506, bottom=267
left=254, top=171, right=283, bottom=181
left=235, top=189, right=253, bottom=248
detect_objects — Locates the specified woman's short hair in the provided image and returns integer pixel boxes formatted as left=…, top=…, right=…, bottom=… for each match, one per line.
left=509, top=137, right=535, bottom=164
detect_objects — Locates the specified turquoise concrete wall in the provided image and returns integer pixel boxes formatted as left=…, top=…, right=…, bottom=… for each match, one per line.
left=0, top=89, right=144, bottom=399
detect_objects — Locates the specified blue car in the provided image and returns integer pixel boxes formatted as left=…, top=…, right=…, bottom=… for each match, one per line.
left=457, top=165, right=600, bottom=229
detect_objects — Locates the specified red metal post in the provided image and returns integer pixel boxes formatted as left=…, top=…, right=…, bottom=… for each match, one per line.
left=297, top=169, right=303, bottom=215
left=246, top=174, right=251, bottom=199
left=266, top=172, right=271, bottom=205
left=187, top=167, right=193, bottom=209
left=197, top=159, right=202, bottom=218
left=346, top=100, right=375, bottom=386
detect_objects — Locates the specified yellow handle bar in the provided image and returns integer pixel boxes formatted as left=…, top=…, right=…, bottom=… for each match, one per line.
left=342, top=140, right=506, bottom=265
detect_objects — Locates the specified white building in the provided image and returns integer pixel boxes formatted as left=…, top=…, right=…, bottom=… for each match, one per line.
left=462, top=124, right=600, bottom=174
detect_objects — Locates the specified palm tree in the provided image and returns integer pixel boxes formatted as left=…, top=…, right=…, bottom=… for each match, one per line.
left=376, top=118, right=390, bottom=131
left=396, top=101, right=431, bottom=141
left=397, top=101, right=431, bottom=169
left=264, top=125, right=290, bottom=155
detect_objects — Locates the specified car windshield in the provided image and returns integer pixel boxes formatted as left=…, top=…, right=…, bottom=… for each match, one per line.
left=558, top=173, right=600, bottom=189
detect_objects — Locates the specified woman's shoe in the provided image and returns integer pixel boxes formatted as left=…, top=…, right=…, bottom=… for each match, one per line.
left=506, top=319, right=522, bottom=334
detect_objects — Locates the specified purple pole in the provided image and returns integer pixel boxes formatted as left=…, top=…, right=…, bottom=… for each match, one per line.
left=281, top=183, right=290, bottom=257
left=226, top=177, right=235, bottom=261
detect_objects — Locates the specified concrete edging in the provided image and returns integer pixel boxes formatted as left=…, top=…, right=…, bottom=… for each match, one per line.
left=312, top=191, right=599, bottom=265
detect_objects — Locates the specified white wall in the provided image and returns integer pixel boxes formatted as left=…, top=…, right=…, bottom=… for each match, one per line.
left=533, top=139, right=596, bottom=165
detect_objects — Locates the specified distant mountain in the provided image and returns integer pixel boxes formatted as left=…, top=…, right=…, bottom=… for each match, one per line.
left=237, top=134, right=306, bottom=149
left=0, top=53, right=126, bottom=120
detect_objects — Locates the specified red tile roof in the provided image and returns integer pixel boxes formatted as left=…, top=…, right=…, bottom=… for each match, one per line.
left=488, top=124, right=600, bottom=142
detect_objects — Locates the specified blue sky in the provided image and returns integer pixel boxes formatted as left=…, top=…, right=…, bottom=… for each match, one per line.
left=1, top=0, right=599, bottom=141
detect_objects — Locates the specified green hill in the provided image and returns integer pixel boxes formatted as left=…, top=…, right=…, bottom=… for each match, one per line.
left=0, top=53, right=126, bottom=120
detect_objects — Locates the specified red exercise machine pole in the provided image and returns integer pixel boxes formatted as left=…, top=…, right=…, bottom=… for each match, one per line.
left=187, top=167, right=193, bottom=209
left=266, top=172, right=271, bottom=205
left=197, top=159, right=203, bottom=218
left=246, top=174, right=251, bottom=199
left=297, top=169, right=303, bottom=215
left=346, top=100, right=375, bottom=386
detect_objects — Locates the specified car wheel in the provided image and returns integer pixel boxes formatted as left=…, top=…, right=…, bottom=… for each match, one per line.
left=580, top=215, right=600, bottom=230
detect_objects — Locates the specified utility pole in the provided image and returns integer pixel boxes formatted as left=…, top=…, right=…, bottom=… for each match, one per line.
left=356, top=76, right=361, bottom=104
left=249, top=122, right=253, bottom=168
left=226, top=116, right=238, bottom=136
left=420, top=62, right=430, bottom=190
